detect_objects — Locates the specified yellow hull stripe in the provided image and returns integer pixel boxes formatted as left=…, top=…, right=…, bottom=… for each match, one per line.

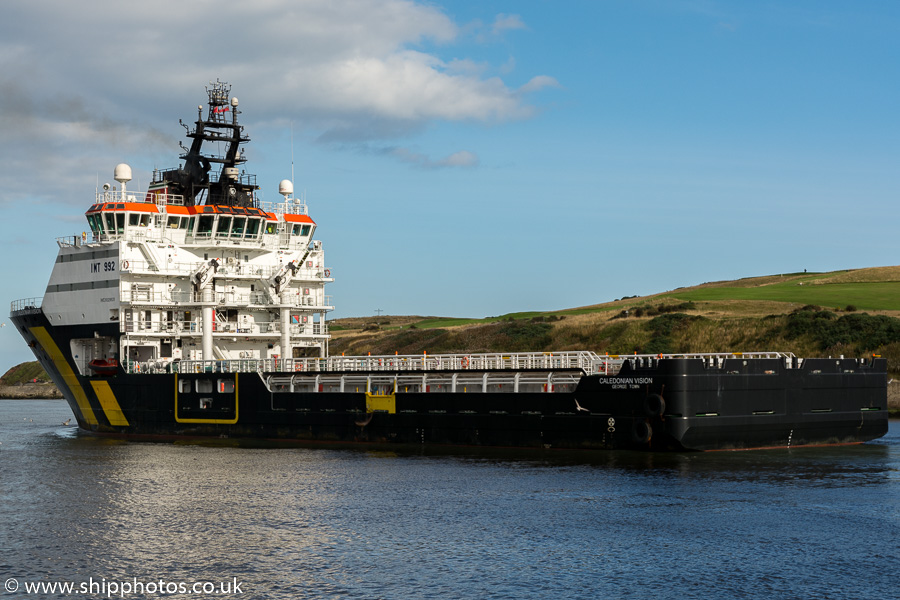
left=174, top=372, right=240, bottom=424
left=90, top=380, right=130, bottom=426
left=29, top=326, right=98, bottom=426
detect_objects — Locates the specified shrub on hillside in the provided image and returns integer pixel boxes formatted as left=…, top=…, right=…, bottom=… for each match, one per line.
left=497, top=321, right=553, bottom=350
left=647, top=313, right=705, bottom=337
left=638, top=313, right=706, bottom=354
left=793, top=304, right=824, bottom=313
left=611, top=301, right=695, bottom=321
left=785, top=310, right=900, bottom=353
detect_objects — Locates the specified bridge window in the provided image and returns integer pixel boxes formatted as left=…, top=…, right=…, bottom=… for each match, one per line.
left=129, top=214, right=139, bottom=227
left=197, top=216, right=214, bottom=236
left=87, top=214, right=102, bottom=234
left=231, top=217, right=246, bottom=236
left=216, top=216, right=232, bottom=236
left=246, top=218, right=260, bottom=237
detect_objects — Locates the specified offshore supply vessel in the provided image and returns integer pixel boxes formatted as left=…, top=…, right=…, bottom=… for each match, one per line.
left=9, top=82, right=888, bottom=451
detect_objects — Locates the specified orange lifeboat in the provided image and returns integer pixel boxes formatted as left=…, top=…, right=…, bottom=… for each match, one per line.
left=88, top=358, right=119, bottom=376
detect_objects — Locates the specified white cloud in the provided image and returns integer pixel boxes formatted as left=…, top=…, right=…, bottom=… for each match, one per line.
left=436, top=150, right=479, bottom=168
left=353, top=145, right=479, bottom=169
left=518, top=75, right=562, bottom=94
left=0, top=0, right=557, bottom=197
left=492, top=13, right=528, bottom=34
left=314, top=51, right=534, bottom=122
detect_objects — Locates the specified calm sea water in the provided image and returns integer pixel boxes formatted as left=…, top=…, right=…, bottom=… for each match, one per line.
left=0, top=399, right=898, bottom=600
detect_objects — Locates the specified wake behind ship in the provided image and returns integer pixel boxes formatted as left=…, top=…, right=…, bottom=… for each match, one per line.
left=9, top=81, right=889, bottom=451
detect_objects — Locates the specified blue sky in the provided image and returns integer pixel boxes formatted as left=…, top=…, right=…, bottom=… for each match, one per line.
left=1, top=0, right=898, bottom=372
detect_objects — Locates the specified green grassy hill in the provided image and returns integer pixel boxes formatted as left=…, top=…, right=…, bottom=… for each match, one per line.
left=1, top=362, right=52, bottom=385
left=330, top=266, right=900, bottom=374
left=664, top=270, right=900, bottom=311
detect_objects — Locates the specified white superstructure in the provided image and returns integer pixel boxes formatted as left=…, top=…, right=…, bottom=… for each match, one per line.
left=48, top=179, right=333, bottom=371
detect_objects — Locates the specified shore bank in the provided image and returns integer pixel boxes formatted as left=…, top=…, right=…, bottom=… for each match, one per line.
left=0, top=383, right=63, bottom=399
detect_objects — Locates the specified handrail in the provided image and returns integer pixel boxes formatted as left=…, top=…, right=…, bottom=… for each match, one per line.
left=124, top=350, right=797, bottom=376
left=94, top=189, right=186, bottom=205
left=10, top=297, right=43, bottom=314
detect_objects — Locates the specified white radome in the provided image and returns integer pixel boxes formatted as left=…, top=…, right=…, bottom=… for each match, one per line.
left=114, top=163, right=132, bottom=184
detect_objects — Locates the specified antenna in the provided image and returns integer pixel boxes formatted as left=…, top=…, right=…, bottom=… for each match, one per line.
left=290, top=121, right=295, bottom=185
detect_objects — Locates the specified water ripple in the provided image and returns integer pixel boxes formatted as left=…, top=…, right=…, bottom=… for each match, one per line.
left=1, top=401, right=898, bottom=599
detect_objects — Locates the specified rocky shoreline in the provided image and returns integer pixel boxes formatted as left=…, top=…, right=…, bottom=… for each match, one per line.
left=888, top=383, right=900, bottom=418
left=0, top=383, right=63, bottom=399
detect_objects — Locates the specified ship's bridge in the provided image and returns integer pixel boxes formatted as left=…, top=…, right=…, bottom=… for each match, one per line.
left=83, top=188, right=315, bottom=250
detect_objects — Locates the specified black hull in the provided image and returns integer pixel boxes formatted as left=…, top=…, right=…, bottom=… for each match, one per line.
left=11, top=311, right=889, bottom=452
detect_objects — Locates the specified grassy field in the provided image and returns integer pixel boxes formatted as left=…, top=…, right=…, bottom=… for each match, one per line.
left=665, top=281, right=900, bottom=311
left=328, top=266, right=900, bottom=375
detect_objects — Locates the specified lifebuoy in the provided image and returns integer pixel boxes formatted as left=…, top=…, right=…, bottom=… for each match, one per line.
left=631, top=419, right=652, bottom=444
left=122, top=260, right=129, bottom=269
left=461, top=356, right=470, bottom=369
left=324, top=269, right=331, bottom=277
left=295, top=363, right=303, bottom=372
left=644, top=393, right=665, bottom=418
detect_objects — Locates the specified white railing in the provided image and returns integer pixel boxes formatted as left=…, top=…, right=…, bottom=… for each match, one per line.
left=94, top=189, right=185, bottom=205
left=10, top=297, right=43, bottom=314
left=265, top=371, right=583, bottom=395
left=121, top=318, right=329, bottom=337
left=121, top=288, right=331, bottom=311
left=92, top=193, right=306, bottom=217
left=120, top=258, right=328, bottom=281
left=127, top=351, right=605, bottom=375
left=258, top=199, right=308, bottom=216
left=320, top=351, right=602, bottom=373
left=125, top=350, right=799, bottom=376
